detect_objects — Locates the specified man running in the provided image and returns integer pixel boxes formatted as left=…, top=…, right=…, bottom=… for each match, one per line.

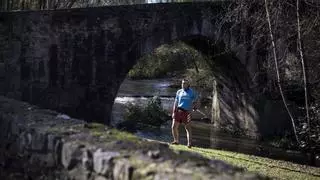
left=171, top=79, right=199, bottom=148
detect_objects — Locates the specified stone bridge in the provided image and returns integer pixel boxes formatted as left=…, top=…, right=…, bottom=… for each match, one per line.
left=0, top=1, right=290, bottom=138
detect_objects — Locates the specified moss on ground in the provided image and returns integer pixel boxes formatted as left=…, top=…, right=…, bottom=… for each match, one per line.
left=170, top=145, right=320, bottom=180
left=82, top=123, right=141, bottom=146
left=49, top=122, right=320, bottom=180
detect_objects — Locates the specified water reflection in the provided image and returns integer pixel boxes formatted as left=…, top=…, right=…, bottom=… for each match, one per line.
left=117, top=79, right=176, bottom=97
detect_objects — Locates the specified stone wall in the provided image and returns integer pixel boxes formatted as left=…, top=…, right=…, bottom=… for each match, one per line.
left=0, top=95, right=269, bottom=179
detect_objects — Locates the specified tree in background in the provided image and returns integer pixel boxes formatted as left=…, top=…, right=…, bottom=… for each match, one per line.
left=225, top=0, right=320, bottom=164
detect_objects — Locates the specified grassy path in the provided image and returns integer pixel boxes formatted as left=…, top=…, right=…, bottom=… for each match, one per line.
left=168, top=144, right=320, bottom=180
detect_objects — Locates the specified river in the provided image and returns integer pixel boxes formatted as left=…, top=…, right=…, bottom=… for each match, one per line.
left=111, top=78, right=318, bottom=167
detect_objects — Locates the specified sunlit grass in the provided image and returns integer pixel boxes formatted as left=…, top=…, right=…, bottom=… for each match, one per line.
left=110, top=129, right=140, bottom=142
left=87, top=123, right=140, bottom=143
left=79, top=122, right=320, bottom=180
left=170, top=144, right=320, bottom=180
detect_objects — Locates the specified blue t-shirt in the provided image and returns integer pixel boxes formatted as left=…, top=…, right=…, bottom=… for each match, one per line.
left=175, top=88, right=197, bottom=111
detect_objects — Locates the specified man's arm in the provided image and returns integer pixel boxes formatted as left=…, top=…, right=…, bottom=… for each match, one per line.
left=172, top=91, right=179, bottom=117
left=172, top=99, right=177, bottom=118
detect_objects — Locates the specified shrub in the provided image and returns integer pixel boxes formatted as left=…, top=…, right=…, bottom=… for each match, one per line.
left=127, top=42, right=201, bottom=79
left=117, top=96, right=170, bottom=132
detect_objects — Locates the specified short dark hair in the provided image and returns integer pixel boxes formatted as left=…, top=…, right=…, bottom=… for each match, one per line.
left=182, top=79, right=190, bottom=87
left=182, top=79, right=189, bottom=83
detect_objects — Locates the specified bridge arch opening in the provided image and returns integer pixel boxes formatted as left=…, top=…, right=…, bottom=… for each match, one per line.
left=114, top=34, right=260, bottom=138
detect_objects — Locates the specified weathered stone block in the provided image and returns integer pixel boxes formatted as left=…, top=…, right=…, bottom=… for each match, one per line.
left=54, top=137, right=63, bottom=166
left=9, top=116, right=21, bottom=137
left=61, top=142, right=85, bottom=170
left=31, top=131, right=47, bottom=152
left=93, top=148, right=120, bottom=176
left=61, top=141, right=93, bottom=172
left=94, top=175, right=108, bottom=180
left=47, top=134, right=57, bottom=151
left=17, top=131, right=32, bottom=152
left=82, top=149, right=93, bottom=171
left=68, top=166, right=92, bottom=180
left=113, top=159, right=133, bottom=180
left=29, top=153, right=55, bottom=167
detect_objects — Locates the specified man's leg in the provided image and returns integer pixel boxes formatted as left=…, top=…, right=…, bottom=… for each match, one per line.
left=171, top=119, right=180, bottom=144
left=184, top=123, right=192, bottom=148
left=184, top=113, right=192, bottom=148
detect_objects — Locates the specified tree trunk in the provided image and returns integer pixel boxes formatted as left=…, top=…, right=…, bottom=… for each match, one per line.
left=264, top=0, right=300, bottom=143
left=211, top=78, right=220, bottom=126
left=297, top=0, right=311, bottom=143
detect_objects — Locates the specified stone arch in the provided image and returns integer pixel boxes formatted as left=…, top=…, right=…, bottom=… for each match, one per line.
left=117, top=27, right=259, bottom=137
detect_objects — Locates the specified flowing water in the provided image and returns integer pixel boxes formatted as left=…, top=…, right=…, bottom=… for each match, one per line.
left=112, top=78, right=318, bottom=166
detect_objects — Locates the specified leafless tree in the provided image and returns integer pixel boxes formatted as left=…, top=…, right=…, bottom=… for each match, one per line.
left=264, top=0, right=300, bottom=143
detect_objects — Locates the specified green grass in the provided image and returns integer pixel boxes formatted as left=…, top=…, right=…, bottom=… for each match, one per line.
left=110, top=129, right=140, bottom=142
left=86, top=123, right=140, bottom=143
left=58, top=122, right=320, bottom=180
left=170, top=145, right=320, bottom=180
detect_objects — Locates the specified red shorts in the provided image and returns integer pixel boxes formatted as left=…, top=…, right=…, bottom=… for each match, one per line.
left=174, top=109, right=191, bottom=124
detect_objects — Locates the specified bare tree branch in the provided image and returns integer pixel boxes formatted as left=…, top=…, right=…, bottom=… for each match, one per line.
left=297, top=0, right=311, bottom=146
left=264, top=0, right=300, bottom=143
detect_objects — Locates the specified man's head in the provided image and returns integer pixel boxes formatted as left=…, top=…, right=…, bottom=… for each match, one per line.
left=181, top=79, right=190, bottom=90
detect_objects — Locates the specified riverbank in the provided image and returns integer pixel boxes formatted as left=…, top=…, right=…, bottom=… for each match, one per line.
left=168, top=143, right=320, bottom=180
